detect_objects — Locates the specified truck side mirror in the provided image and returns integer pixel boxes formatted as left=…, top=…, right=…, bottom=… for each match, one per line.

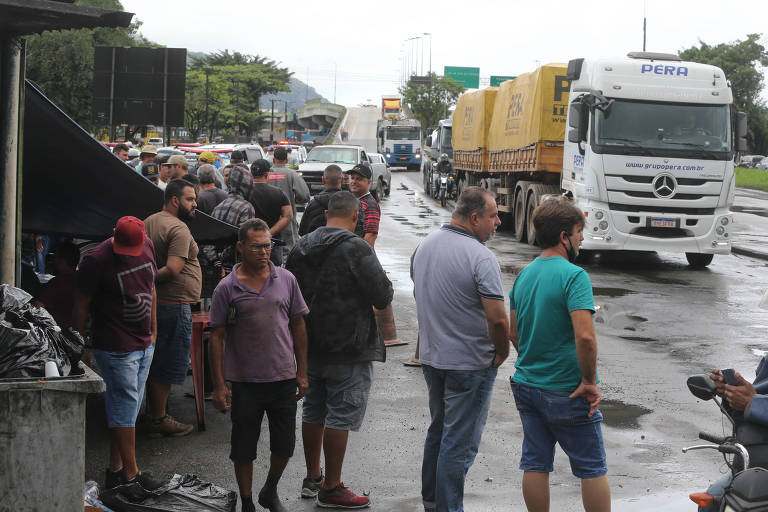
left=426, top=135, right=432, bottom=146
left=567, top=102, right=587, bottom=143
left=737, top=111, right=748, bottom=152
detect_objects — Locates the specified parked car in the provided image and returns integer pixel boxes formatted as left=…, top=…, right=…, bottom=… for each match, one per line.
left=367, top=153, right=391, bottom=198
left=298, top=144, right=389, bottom=198
left=739, top=155, right=766, bottom=168
left=756, top=156, right=768, bottom=171
left=147, top=137, right=164, bottom=146
left=233, top=143, right=266, bottom=164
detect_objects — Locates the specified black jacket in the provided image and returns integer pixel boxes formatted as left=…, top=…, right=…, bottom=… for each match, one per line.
left=286, top=227, right=393, bottom=363
left=298, top=187, right=342, bottom=236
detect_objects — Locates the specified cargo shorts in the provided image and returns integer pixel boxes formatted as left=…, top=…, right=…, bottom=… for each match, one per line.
left=302, top=361, right=372, bottom=432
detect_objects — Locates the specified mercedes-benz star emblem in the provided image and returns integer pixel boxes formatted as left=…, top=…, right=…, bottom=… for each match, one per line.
left=652, top=173, right=677, bottom=199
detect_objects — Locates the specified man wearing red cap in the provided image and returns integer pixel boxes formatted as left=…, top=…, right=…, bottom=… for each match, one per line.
left=73, top=216, right=165, bottom=492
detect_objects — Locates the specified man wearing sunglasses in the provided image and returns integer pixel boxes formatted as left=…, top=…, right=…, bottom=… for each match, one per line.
left=209, top=218, right=309, bottom=512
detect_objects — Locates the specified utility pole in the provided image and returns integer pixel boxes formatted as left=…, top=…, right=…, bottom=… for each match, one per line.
left=284, top=101, right=288, bottom=140
left=643, top=0, right=647, bottom=51
left=270, top=99, right=275, bottom=143
left=204, top=68, right=210, bottom=142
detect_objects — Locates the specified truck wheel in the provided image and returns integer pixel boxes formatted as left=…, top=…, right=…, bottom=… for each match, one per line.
left=685, top=253, right=714, bottom=267
left=512, top=190, right=527, bottom=243
left=526, top=194, right=538, bottom=246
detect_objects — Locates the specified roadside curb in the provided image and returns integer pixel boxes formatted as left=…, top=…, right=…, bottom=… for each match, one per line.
left=732, top=245, right=768, bottom=261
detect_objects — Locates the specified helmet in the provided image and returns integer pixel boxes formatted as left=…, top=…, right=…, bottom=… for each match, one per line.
left=440, top=153, right=448, bottom=161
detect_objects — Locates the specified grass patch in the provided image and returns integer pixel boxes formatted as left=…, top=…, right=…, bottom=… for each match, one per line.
left=735, top=167, right=768, bottom=192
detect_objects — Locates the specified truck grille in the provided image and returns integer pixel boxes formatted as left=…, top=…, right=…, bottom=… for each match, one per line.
left=394, top=143, right=412, bottom=154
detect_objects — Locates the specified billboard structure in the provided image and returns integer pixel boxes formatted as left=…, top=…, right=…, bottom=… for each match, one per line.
left=444, top=66, right=480, bottom=89
left=93, top=47, right=187, bottom=130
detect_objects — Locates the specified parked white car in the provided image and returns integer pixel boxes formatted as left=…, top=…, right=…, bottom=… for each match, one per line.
left=298, top=144, right=390, bottom=198
left=367, top=153, right=391, bottom=198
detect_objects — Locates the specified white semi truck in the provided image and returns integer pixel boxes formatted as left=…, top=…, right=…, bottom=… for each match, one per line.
left=451, top=52, right=747, bottom=267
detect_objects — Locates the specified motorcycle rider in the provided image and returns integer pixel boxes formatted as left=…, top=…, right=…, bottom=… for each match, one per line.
left=700, top=360, right=768, bottom=511
left=433, top=153, right=454, bottom=198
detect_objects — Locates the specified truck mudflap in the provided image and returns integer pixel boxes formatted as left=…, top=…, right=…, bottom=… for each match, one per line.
left=579, top=203, right=733, bottom=254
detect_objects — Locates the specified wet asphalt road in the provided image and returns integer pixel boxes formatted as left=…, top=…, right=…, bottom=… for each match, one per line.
left=85, top=170, right=768, bottom=511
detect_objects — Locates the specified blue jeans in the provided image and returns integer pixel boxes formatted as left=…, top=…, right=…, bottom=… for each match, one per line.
left=94, top=345, right=155, bottom=428
left=700, top=474, right=730, bottom=512
left=421, top=364, right=498, bottom=512
left=148, top=304, right=192, bottom=385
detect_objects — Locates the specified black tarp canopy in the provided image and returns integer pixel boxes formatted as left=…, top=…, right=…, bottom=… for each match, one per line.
left=22, top=80, right=237, bottom=244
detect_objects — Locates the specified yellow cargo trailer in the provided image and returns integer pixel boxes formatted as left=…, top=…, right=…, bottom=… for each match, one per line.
left=452, top=87, right=498, bottom=172
left=487, top=63, right=570, bottom=173
left=451, top=63, right=572, bottom=244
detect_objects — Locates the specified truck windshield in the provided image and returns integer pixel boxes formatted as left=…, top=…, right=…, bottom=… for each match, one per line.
left=440, top=126, right=453, bottom=153
left=386, top=128, right=420, bottom=140
left=594, top=100, right=732, bottom=157
left=306, top=147, right=357, bottom=164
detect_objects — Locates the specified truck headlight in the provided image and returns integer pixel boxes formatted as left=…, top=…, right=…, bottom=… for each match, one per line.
left=415, top=154, right=421, bottom=158
left=598, top=221, right=609, bottom=230
left=595, top=211, right=604, bottom=220
left=720, top=217, right=729, bottom=226
left=386, top=153, right=391, bottom=158
left=716, top=226, right=725, bottom=235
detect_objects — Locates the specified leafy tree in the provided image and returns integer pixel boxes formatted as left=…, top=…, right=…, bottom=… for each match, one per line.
left=680, top=34, right=768, bottom=153
left=399, top=73, right=465, bottom=132
left=25, top=0, right=155, bottom=132
left=187, top=51, right=292, bottom=138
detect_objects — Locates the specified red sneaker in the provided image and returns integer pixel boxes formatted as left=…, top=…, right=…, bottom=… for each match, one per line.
left=316, top=482, right=370, bottom=509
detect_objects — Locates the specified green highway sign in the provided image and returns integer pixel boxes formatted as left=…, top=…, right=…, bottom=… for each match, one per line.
left=444, top=66, right=480, bottom=89
left=490, top=75, right=517, bottom=87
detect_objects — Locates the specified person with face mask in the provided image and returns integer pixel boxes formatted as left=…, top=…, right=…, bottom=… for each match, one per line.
left=508, top=195, right=611, bottom=512
left=143, top=179, right=202, bottom=438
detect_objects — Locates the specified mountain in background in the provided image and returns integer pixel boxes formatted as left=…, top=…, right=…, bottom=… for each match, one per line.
left=261, top=78, right=328, bottom=110
left=186, top=51, right=329, bottom=110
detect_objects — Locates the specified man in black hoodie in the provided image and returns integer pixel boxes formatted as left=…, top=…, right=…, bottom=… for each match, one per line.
left=297, top=164, right=343, bottom=236
left=286, top=191, right=393, bottom=508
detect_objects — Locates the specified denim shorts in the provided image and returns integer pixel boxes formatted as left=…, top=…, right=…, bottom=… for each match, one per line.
left=94, top=345, right=154, bottom=428
left=511, top=380, right=607, bottom=479
left=302, top=361, right=372, bottom=431
left=148, top=303, right=192, bottom=385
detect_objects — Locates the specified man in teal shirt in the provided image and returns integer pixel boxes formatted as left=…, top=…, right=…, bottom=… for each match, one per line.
left=509, top=196, right=611, bottom=512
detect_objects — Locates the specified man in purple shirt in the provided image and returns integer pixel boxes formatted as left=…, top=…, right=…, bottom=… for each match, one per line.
left=209, top=218, right=309, bottom=512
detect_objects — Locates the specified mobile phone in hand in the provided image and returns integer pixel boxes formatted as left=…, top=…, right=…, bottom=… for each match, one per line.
left=722, top=368, right=742, bottom=386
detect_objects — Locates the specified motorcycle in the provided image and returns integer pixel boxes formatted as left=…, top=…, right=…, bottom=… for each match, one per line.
left=684, top=374, right=768, bottom=511
left=432, top=168, right=456, bottom=207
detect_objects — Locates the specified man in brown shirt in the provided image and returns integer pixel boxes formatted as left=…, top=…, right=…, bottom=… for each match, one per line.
left=144, top=179, right=202, bottom=437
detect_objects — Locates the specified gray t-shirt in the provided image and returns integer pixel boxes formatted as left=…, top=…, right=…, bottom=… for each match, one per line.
left=411, top=225, right=504, bottom=370
left=266, top=166, right=310, bottom=250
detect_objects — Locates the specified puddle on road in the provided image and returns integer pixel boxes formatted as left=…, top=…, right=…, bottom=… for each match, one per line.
left=600, top=399, right=652, bottom=429
left=592, top=287, right=636, bottom=298
left=732, top=205, right=768, bottom=218
left=620, top=335, right=659, bottom=343
left=594, top=304, right=648, bottom=330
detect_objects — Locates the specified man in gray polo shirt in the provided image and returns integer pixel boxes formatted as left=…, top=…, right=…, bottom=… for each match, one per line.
left=411, top=187, right=510, bottom=512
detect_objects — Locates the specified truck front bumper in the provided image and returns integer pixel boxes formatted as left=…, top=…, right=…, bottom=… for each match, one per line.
left=579, top=201, right=733, bottom=255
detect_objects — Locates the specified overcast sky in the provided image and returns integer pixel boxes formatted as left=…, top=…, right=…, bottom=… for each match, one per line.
left=120, top=0, right=768, bottom=107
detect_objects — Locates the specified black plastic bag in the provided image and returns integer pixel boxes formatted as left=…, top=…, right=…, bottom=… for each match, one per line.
left=100, top=474, right=237, bottom=512
left=0, top=284, right=86, bottom=378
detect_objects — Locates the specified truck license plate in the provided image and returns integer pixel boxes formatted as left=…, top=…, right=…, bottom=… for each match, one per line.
left=649, top=217, right=678, bottom=228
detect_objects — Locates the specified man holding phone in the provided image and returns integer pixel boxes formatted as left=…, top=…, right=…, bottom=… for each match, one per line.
left=710, top=362, right=768, bottom=425
left=702, top=359, right=768, bottom=511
